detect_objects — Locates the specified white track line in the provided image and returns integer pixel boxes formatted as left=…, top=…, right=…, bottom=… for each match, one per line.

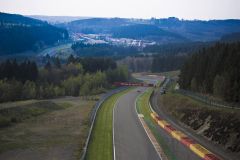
left=113, top=99, right=120, bottom=160
left=138, top=117, right=164, bottom=160
left=134, top=88, right=163, bottom=160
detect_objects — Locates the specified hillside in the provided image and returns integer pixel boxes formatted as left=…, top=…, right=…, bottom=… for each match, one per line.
left=63, top=17, right=240, bottom=42
left=28, top=15, right=91, bottom=24
left=0, top=12, right=69, bottom=55
left=59, top=18, right=132, bottom=34
left=221, top=32, right=240, bottom=42
left=152, top=18, right=240, bottom=41
left=112, top=24, right=188, bottom=43
left=71, top=42, right=138, bottom=57
left=179, top=42, right=240, bottom=103
left=160, top=93, right=240, bottom=157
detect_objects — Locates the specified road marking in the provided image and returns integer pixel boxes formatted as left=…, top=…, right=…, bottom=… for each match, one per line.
left=134, top=89, right=165, bottom=160
left=138, top=117, right=168, bottom=160
left=113, top=99, right=120, bottom=160
left=113, top=88, right=134, bottom=160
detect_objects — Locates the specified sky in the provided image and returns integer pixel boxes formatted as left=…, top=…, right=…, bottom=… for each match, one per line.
left=0, top=0, right=240, bottom=20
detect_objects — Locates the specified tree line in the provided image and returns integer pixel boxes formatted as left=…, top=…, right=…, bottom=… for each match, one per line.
left=0, top=60, right=38, bottom=82
left=71, top=42, right=138, bottom=57
left=179, top=42, right=240, bottom=103
left=0, top=57, right=130, bottom=102
left=151, top=55, right=187, bottom=72
left=143, top=42, right=211, bottom=56
left=117, top=56, right=153, bottom=72
left=117, top=54, right=186, bottom=73
left=112, top=24, right=184, bottom=40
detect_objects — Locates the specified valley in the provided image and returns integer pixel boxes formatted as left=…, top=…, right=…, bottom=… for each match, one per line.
left=0, top=2, right=240, bottom=160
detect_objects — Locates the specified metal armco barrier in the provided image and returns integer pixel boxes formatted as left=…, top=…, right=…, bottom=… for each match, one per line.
left=113, top=82, right=154, bottom=87
left=175, top=89, right=240, bottom=110
left=150, top=112, right=221, bottom=160
left=149, top=79, right=222, bottom=160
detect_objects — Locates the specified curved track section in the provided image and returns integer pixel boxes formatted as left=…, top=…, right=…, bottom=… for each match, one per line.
left=113, top=87, right=161, bottom=160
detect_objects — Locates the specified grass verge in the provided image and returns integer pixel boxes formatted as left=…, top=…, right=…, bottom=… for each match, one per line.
left=161, top=92, right=240, bottom=117
left=136, top=88, right=177, bottom=160
left=85, top=88, right=133, bottom=160
left=0, top=97, right=96, bottom=160
left=160, top=92, right=240, bottom=154
left=158, top=70, right=180, bottom=79
left=0, top=101, right=69, bottom=128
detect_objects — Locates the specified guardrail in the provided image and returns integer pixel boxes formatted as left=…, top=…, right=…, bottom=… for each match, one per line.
left=80, top=87, right=128, bottom=160
left=150, top=85, right=221, bottom=160
left=150, top=113, right=221, bottom=160
left=160, top=76, right=240, bottom=110
left=175, top=89, right=240, bottom=110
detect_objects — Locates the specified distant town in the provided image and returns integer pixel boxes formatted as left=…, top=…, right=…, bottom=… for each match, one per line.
left=72, top=33, right=156, bottom=47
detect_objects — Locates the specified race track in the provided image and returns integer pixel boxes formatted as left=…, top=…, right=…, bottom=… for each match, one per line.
left=114, top=87, right=161, bottom=160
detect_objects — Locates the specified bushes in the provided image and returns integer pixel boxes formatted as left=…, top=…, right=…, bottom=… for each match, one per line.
left=22, top=80, right=37, bottom=99
left=64, top=71, right=107, bottom=96
left=0, top=116, right=11, bottom=128
left=0, top=58, right=130, bottom=102
left=106, top=65, right=129, bottom=83
left=53, top=86, right=65, bottom=97
left=63, top=75, right=82, bottom=96
left=0, top=101, right=65, bottom=128
left=0, top=79, right=23, bottom=102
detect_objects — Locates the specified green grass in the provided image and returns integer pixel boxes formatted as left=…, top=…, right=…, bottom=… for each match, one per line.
left=136, top=88, right=177, bottom=160
left=86, top=88, right=133, bottom=160
left=0, top=97, right=96, bottom=159
left=0, top=101, right=69, bottom=128
left=156, top=80, right=162, bottom=87
left=158, top=70, right=180, bottom=78
left=161, top=92, right=240, bottom=118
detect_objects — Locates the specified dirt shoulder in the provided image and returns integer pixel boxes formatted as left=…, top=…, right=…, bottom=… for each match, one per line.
left=0, top=97, right=96, bottom=160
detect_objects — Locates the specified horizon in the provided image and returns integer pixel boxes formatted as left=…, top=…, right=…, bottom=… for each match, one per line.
left=2, top=12, right=240, bottom=21
left=26, top=15, right=240, bottom=21
left=0, top=0, right=240, bottom=20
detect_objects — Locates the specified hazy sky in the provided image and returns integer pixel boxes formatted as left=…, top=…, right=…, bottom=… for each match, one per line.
left=0, top=0, right=240, bottom=20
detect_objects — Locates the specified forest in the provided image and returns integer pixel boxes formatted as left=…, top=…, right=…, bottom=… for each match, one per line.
left=111, top=24, right=186, bottom=42
left=71, top=42, right=138, bottom=57
left=179, top=42, right=240, bottom=102
left=143, top=42, right=211, bottom=55
left=117, top=54, right=186, bottom=73
left=0, top=57, right=130, bottom=102
left=116, top=42, right=213, bottom=73
left=151, top=55, right=187, bottom=72
left=0, top=12, right=69, bottom=55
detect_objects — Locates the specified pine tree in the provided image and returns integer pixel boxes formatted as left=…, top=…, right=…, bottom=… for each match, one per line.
left=54, top=57, right=61, bottom=69
left=44, top=61, right=52, bottom=71
left=213, top=75, right=225, bottom=98
left=67, top=55, right=75, bottom=64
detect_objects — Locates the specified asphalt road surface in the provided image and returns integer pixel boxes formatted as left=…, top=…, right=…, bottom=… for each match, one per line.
left=113, top=74, right=219, bottom=160
left=114, top=87, right=161, bottom=160
left=133, top=75, right=202, bottom=160
left=151, top=88, right=232, bottom=160
left=114, top=86, right=200, bottom=160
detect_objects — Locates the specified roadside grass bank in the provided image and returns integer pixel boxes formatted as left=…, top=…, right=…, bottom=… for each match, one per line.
left=157, top=70, right=180, bottom=79
left=132, top=70, right=179, bottom=79
left=160, top=92, right=240, bottom=156
left=136, top=88, right=177, bottom=160
left=0, top=97, right=96, bottom=160
left=0, top=101, right=69, bottom=128
left=85, top=88, right=133, bottom=160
